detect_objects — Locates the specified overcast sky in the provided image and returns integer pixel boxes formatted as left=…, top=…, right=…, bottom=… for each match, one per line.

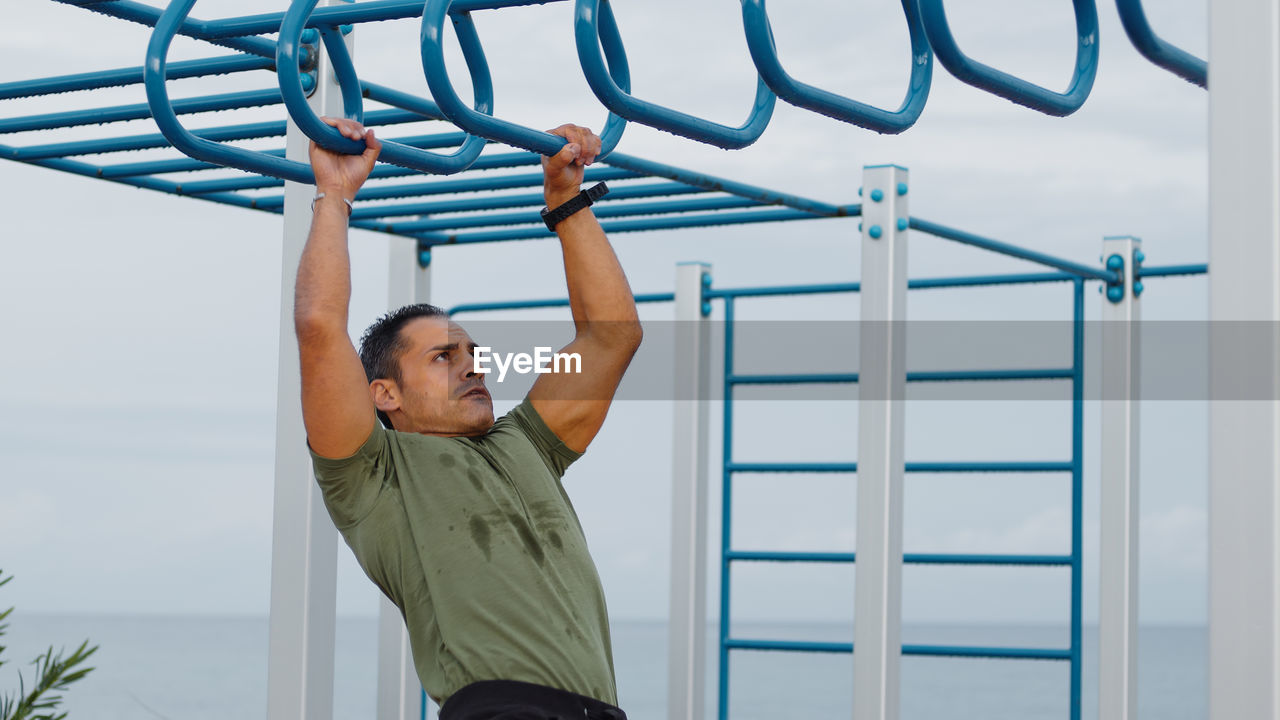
left=0, top=0, right=1210, bottom=627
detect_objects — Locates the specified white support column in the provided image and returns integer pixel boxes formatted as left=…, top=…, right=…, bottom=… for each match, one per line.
left=854, top=165, right=909, bottom=720
left=377, top=238, right=433, bottom=720
left=668, top=262, right=712, bottom=720
left=1098, top=236, right=1141, bottom=720
left=267, top=5, right=348, bottom=719
left=1208, top=2, right=1280, bottom=719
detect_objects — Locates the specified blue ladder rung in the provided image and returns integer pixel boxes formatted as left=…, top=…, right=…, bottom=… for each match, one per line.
left=725, top=551, right=1072, bottom=566
left=725, top=461, right=1071, bottom=474
left=729, top=373, right=858, bottom=385
left=725, top=638, right=1071, bottom=661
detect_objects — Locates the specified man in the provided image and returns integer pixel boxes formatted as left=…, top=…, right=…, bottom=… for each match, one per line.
left=294, top=117, right=641, bottom=720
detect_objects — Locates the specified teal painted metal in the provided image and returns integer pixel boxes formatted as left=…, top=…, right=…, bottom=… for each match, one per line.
left=278, top=0, right=489, bottom=174
left=424, top=0, right=629, bottom=156
left=717, top=296, right=736, bottom=720
left=712, top=270, right=1091, bottom=720
left=575, top=0, right=776, bottom=149
left=910, top=218, right=1120, bottom=281
left=741, top=0, right=932, bottom=133
left=1069, top=279, right=1085, bottom=720
left=920, top=0, right=1099, bottom=115
left=1116, top=0, right=1207, bottom=87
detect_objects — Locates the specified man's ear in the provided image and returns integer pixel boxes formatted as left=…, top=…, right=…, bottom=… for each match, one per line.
left=370, top=379, right=401, bottom=414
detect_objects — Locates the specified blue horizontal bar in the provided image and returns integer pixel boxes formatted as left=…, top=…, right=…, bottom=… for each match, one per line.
left=427, top=208, right=828, bottom=245
left=705, top=281, right=861, bottom=299
left=252, top=166, right=640, bottom=209
left=604, top=153, right=855, bottom=217
left=908, top=218, right=1117, bottom=282
left=351, top=182, right=705, bottom=220
left=97, top=131, right=468, bottom=178
left=726, top=461, right=1070, bottom=474
left=55, top=0, right=278, bottom=59
left=448, top=292, right=674, bottom=315
left=5, top=108, right=429, bottom=161
left=725, top=639, right=1070, bottom=661
left=726, top=369, right=1072, bottom=386
left=182, top=151, right=545, bottom=197
left=727, top=551, right=856, bottom=563
left=379, top=196, right=763, bottom=233
left=1137, top=263, right=1208, bottom=278
left=195, top=0, right=565, bottom=39
left=905, top=553, right=1072, bottom=566
left=0, top=54, right=272, bottom=101
left=906, top=461, right=1073, bottom=473
left=908, top=271, right=1077, bottom=289
left=729, top=373, right=858, bottom=385
left=725, top=551, right=1071, bottom=566
left=907, top=368, right=1074, bottom=382
left=727, top=639, right=852, bottom=654
left=903, top=644, right=1071, bottom=661
left=727, top=462, right=857, bottom=473
left=0, top=88, right=281, bottom=134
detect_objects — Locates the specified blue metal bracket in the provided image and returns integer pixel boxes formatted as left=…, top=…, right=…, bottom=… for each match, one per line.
left=1115, top=0, right=1206, bottom=88
left=919, top=0, right=1099, bottom=116
left=1104, top=253, right=1126, bottom=302
left=279, top=0, right=488, bottom=175
left=741, top=0, right=932, bottom=134
left=421, top=0, right=628, bottom=157
left=575, top=0, right=776, bottom=149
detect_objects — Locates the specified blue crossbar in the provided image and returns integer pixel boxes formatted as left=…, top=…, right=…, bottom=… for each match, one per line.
left=0, top=54, right=273, bottom=101
left=724, top=551, right=1072, bottom=566
left=909, top=218, right=1119, bottom=282
left=724, top=639, right=1071, bottom=661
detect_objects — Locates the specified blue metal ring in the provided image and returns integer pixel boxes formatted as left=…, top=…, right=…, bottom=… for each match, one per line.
left=741, top=0, right=932, bottom=134
left=280, top=0, right=488, bottom=175
left=919, top=0, right=1100, bottom=116
left=1116, top=0, right=1206, bottom=88
left=145, top=0, right=315, bottom=183
left=423, top=0, right=627, bottom=158
left=575, top=0, right=776, bottom=149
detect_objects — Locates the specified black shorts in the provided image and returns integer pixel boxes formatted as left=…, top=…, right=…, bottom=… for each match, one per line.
left=439, top=680, right=628, bottom=720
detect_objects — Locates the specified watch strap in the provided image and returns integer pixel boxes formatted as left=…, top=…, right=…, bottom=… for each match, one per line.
left=541, top=182, right=609, bottom=231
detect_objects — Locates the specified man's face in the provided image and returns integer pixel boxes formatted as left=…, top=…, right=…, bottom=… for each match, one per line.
left=383, top=316, right=493, bottom=436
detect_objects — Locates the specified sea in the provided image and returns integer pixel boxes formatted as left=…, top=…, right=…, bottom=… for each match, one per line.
left=1, top=616, right=1204, bottom=719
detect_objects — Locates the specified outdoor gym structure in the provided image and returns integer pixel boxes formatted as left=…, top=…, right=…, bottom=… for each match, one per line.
left=0, top=2, right=1272, bottom=720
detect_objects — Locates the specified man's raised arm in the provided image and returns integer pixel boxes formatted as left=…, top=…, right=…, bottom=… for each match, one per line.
left=294, top=118, right=382, bottom=458
left=527, top=125, right=643, bottom=453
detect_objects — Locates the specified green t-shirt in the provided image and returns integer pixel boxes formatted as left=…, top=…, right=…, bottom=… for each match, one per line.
left=308, top=398, right=617, bottom=707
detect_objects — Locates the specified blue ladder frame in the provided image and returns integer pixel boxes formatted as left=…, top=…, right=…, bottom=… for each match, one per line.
left=708, top=275, right=1086, bottom=720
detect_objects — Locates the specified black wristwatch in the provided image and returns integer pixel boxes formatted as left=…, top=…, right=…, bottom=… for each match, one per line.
left=541, top=182, right=610, bottom=231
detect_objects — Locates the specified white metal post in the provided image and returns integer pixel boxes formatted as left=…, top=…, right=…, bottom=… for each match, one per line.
left=377, top=237, right=432, bottom=720
left=854, top=165, right=909, bottom=720
left=267, top=5, right=347, bottom=719
left=1098, top=236, right=1141, bottom=720
left=669, top=262, right=712, bottom=720
left=1208, top=2, right=1280, bottom=719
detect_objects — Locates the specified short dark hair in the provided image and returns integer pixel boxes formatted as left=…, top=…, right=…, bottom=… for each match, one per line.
left=359, top=303, right=448, bottom=429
